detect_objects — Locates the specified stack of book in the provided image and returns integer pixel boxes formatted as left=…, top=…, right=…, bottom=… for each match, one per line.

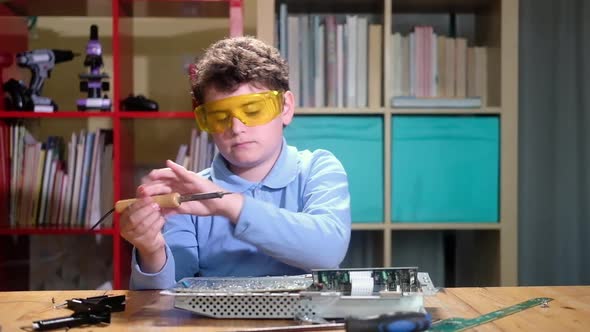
left=0, top=123, right=113, bottom=229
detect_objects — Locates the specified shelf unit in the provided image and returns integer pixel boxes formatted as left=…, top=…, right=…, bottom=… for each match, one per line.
left=0, top=0, right=518, bottom=289
left=256, top=0, right=518, bottom=286
left=0, top=0, right=243, bottom=290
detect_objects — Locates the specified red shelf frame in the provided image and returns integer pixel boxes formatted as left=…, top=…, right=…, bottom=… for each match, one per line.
left=0, top=227, right=116, bottom=235
left=0, top=111, right=194, bottom=119
left=0, top=0, right=242, bottom=290
left=0, top=111, right=115, bottom=118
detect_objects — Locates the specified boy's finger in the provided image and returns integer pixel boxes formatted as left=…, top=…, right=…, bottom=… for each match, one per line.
left=139, top=182, right=174, bottom=197
left=146, top=167, right=174, bottom=180
left=141, top=176, right=170, bottom=186
left=127, top=198, right=156, bottom=216
left=166, top=159, right=197, bottom=183
left=136, top=185, right=150, bottom=197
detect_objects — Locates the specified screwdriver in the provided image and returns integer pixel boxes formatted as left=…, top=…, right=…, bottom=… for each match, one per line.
left=346, top=312, right=431, bottom=332
left=230, top=312, right=431, bottom=332
left=90, top=191, right=233, bottom=230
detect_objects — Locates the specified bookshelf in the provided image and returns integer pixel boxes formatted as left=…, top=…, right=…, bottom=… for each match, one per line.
left=0, top=0, right=244, bottom=290
left=257, top=0, right=518, bottom=287
left=0, top=0, right=518, bottom=289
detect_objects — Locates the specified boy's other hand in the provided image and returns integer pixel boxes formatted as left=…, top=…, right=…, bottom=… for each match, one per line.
left=140, top=160, right=244, bottom=223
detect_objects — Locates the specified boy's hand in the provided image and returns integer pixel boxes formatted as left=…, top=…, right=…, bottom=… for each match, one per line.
left=119, top=193, right=167, bottom=273
left=140, top=160, right=244, bottom=223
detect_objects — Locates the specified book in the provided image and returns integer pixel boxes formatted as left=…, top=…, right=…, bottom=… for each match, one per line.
left=77, top=132, right=95, bottom=225
left=37, top=137, right=56, bottom=226
left=313, top=15, right=325, bottom=108
left=62, top=133, right=77, bottom=226
left=300, top=15, right=311, bottom=107
left=325, top=15, right=337, bottom=107
left=336, top=23, right=344, bottom=107
left=30, top=147, right=46, bottom=227
left=70, top=131, right=86, bottom=227
left=368, top=24, right=383, bottom=108
left=287, top=15, right=300, bottom=106
left=455, top=37, right=468, bottom=98
left=391, top=32, right=403, bottom=99
left=85, top=129, right=106, bottom=227
left=345, top=15, right=357, bottom=107
left=278, top=3, right=288, bottom=59
left=391, top=96, right=482, bottom=108
left=356, top=16, right=368, bottom=107
left=98, top=137, right=114, bottom=228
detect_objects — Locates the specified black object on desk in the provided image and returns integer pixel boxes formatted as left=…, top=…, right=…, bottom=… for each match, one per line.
left=32, top=295, right=125, bottom=331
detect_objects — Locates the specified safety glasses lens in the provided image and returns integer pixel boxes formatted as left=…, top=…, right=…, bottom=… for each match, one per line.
left=194, top=91, right=282, bottom=133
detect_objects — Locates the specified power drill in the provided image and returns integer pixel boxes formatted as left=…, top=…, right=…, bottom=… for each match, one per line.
left=5, top=49, right=76, bottom=112
left=77, top=24, right=111, bottom=111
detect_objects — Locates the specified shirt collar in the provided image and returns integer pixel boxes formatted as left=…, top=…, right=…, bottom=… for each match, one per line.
left=210, top=137, right=299, bottom=191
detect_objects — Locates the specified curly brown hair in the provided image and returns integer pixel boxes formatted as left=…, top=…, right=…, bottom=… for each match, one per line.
left=190, top=36, right=290, bottom=105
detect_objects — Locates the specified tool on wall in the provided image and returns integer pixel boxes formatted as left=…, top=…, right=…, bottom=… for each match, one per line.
left=31, top=294, right=125, bottom=331
left=89, top=191, right=234, bottom=230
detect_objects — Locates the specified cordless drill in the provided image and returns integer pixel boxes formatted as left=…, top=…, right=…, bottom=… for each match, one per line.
left=9, top=49, right=76, bottom=112
left=77, top=24, right=111, bottom=111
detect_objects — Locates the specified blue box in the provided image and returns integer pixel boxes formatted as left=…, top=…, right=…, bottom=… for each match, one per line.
left=392, top=116, right=499, bottom=222
left=285, top=116, right=384, bottom=223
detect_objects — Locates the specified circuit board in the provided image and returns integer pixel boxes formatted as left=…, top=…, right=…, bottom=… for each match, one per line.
left=310, top=267, right=420, bottom=295
left=430, top=297, right=553, bottom=331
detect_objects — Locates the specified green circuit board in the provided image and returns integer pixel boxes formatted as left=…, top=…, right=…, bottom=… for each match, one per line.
left=310, top=267, right=420, bottom=295
left=430, top=297, right=553, bottom=331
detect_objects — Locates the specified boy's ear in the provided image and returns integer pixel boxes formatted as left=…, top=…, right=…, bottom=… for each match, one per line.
left=281, top=90, right=295, bottom=126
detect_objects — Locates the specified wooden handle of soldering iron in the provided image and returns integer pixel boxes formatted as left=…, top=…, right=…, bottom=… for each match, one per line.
left=114, top=193, right=181, bottom=213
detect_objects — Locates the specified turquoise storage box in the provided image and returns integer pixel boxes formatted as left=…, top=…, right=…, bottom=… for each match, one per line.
left=285, top=115, right=383, bottom=223
left=392, top=116, right=499, bottom=222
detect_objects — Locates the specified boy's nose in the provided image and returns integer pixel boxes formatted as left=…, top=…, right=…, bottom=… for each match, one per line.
left=230, top=116, right=247, bottom=133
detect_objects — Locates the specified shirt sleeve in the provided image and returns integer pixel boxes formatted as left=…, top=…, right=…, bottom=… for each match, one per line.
left=233, top=150, right=351, bottom=270
left=129, top=213, right=199, bottom=290
left=129, top=245, right=176, bottom=290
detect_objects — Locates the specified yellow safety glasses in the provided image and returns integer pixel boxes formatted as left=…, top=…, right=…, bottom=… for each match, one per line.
left=194, top=90, right=284, bottom=133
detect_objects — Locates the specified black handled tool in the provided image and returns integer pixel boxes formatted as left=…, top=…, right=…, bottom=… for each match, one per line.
left=229, top=312, right=431, bottom=332
left=346, top=312, right=431, bottom=332
left=32, top=295, right=125, bottom=331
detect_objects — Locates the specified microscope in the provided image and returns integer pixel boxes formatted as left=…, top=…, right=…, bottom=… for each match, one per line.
left=77, top=25, right=111, bottom=111
left=3, top=49, right=76, bottom=112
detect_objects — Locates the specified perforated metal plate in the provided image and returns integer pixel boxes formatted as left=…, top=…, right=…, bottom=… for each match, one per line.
left=171, top=291, right=426, bottom=319
left=174, top=293, right=306, bottom=318
left=164, top=272, right=436, bottom=319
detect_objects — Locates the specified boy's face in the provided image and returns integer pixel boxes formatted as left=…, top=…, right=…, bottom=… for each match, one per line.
left=203, top=84, right=295, bottom=172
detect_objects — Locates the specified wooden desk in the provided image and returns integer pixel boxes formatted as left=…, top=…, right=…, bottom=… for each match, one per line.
left=0, top=286, right=589, bottom=331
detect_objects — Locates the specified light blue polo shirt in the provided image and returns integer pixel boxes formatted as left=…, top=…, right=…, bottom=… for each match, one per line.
left=130, top=138, right=351, bottom=290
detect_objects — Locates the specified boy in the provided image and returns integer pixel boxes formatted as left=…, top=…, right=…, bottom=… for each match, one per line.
left=121, top=36, right=351, bottom=290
